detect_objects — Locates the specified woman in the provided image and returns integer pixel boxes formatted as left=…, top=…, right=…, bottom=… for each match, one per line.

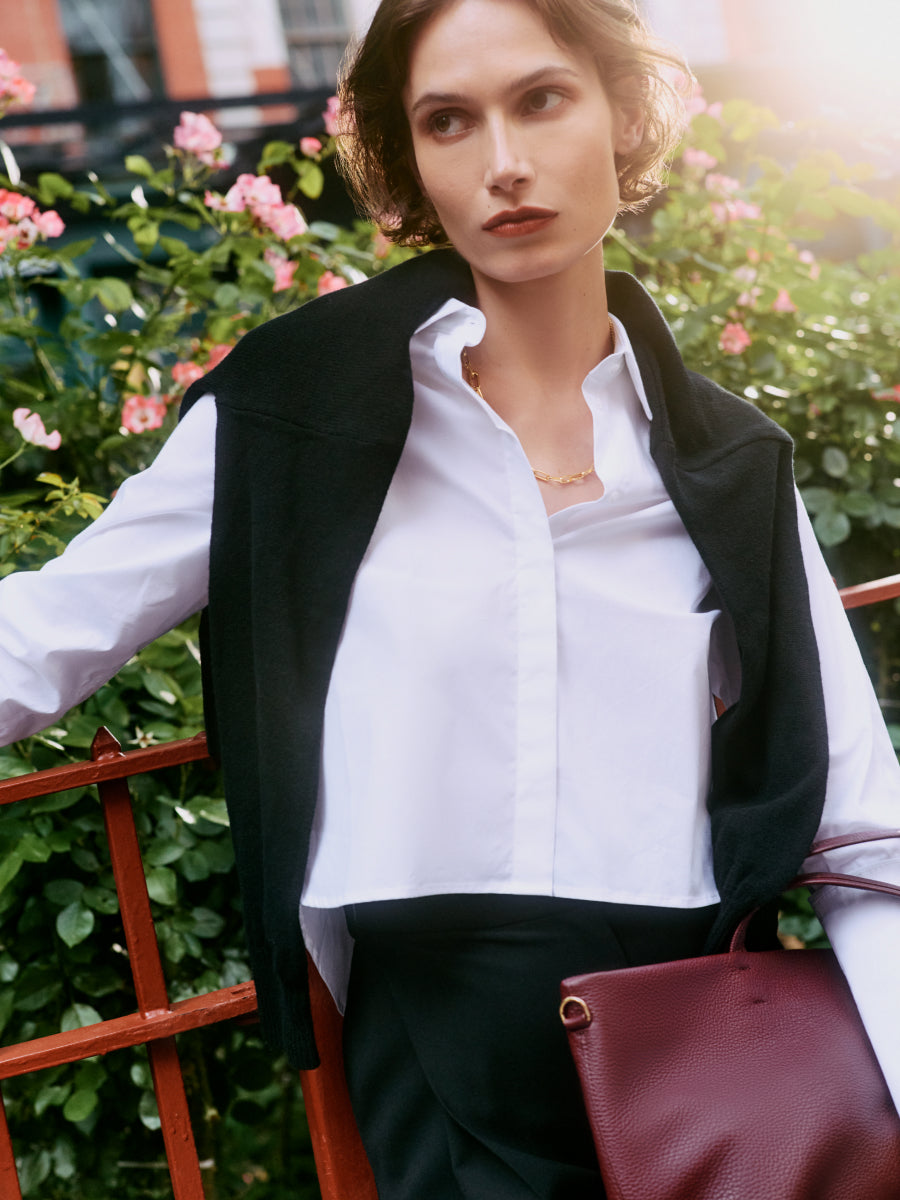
left=2, top=0, right=899, bottom=1196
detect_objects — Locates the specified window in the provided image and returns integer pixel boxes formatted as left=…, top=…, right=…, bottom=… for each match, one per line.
left=277, top=0, right=349, bottom=87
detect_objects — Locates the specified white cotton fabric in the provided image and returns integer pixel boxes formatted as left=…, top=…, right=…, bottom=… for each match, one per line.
left=304, top=303, right=723, bottom=910
left=0, top=300, right=899, bottom=1103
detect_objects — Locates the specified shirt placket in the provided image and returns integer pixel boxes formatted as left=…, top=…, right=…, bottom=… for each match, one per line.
left=505, top=438, right=559, bottom=892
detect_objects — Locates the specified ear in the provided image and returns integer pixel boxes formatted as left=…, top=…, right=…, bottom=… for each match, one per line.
left=614, top=103, right=644, bottom=156
left=612, top=74, right=645, bottom=156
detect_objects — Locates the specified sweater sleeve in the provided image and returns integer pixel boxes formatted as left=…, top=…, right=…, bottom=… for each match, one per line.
left=0, top=396, right=216, bottom=746
left=790, top=491, right=900, bottom=1112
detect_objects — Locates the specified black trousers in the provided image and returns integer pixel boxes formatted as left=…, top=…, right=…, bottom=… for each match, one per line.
left=343, top=894, right=719, bottom=1200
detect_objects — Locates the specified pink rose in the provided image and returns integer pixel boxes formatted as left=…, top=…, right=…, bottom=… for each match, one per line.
left=322, top=95, right=343, bottom=137
left=0, top=51, right=36, bottom=109
left=121, top=394, right=167, bottom=434
left=0, top=189, right=35, bottom=221
left=683, top=82, right=707, bottom=119
left=705, top=174, right=740, bottom=197
left=317, top=270, right=348, bottom=295
left=238, top=173, right=283, bottom=209
left=719, top=322, right=752, bottom=356
left=798, top=249, right=821, bottom=281
left=204, top=190, right=231, bottom=212
left=682, top=148, right=718, bottom=171
left=264, top=247, right=298, bottom=292
left=205, top=343, right=233, bottom=370
left=772, top=288, right=797, bottom=314
left=171, top=361, right=205, bottom=389
left=300, top=136, right=323, bottom=157
left=32, top=208, right=64, bottom=238
left=173, top=111, right=223, bottom=167
left=729, top=199, right=761, bottom=221
left=12, top=407, right=61, bottom=450
left=872, top=385, right=900, bottom=402
left=373, top=229, right=393, bottom=259
left=260, top=202, right=307, bottom=240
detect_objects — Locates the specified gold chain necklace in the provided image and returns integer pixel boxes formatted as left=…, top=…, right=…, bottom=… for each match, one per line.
left=460, top=319, right=615, bottom=487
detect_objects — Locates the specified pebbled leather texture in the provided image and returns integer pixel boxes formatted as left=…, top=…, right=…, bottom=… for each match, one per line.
left=561, top=852, right=900, bottom=1200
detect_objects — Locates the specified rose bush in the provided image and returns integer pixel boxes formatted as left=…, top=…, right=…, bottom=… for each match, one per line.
left=0, top=61, right=898, bottom=1196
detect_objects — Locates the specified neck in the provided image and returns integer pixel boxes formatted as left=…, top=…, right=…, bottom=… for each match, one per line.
left=468, top=251, right=613, bottom=405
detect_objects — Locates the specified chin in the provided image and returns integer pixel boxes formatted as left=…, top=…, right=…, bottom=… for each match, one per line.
left=467, top=245, right=599, bottom=289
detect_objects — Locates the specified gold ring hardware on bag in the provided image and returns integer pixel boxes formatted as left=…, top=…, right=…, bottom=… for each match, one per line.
left=559, top=995, right=592, bottom=1030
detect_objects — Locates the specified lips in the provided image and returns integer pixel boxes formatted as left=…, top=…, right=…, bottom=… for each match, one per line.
left=482, top=207, right=557, bottom=236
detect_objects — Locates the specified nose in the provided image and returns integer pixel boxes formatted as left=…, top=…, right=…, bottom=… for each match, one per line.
left=483, top=117, right=533, bottom=193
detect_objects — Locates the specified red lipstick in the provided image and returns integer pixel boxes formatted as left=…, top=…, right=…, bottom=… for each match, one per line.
left=482, top=207, right=557, bottom=237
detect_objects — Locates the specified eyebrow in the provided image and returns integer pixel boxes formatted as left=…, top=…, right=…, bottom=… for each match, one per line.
left=407, top=65, right=580, bottom=117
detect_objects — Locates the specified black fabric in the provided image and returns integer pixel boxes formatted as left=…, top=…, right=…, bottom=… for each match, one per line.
left=179, top=249, right=828, bottom=1067
left=342, top=894, right=719, bottom=1200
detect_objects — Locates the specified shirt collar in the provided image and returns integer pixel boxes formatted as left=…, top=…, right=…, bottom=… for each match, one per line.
left=413, top=298, right=653, bottom=422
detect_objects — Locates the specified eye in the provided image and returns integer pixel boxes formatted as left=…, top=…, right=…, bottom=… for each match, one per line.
left=427, top=110, right=469, bottom=138
left=523, top=88, right=564, bottom=115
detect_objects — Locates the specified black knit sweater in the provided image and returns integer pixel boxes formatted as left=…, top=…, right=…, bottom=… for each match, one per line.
left=182, top=250, right=827, bottom=1068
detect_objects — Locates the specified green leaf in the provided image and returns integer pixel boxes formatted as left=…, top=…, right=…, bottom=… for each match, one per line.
left=61, top=1003, right=102, bottom=1031
left=183, top=796, right=230, bottom=826
left=62, top=1088, right=98, bottom=1123
left=18, top=831, right=53, bottom=862
left=298, top=161, right=324, bottom=200
left=0, top=851, right=24, bottom=895
left=813, top=508, right=851, bottom=547
left=821, top=447, right=849, bottom=478
left=213, top=282, right=242, bottom=309
left=50, top=1136, right=77, bottom=1180
left=37, top=172, right=74, bottom=203
left=124, top=155, right=155, bottom=178
left=18, top=1149, right=51, bottom=1194
left=71, top=965, right=122, bottom=997
left=91, top=277, right=134, bottom=312
left=800, top=487, right=835, bottom=514
left=828, top=186, right=878, bottom=218
left=840, top=491, right=877, bottom=518
left=82, top=885, right=119, bottom=914
left=15, top=981, right=62, bottom=1012
left=191, top=906, right=225, bottom=938
left=146, top=839, right=185, bottom=866
left=44, top=879, right=85, bottom=907
left=179, top=849, right=210, bottom=881
left=132, top=219, right=160, bottom=252
left=56, top=901, right=95, bottom=947
left=258, top=140, right=296, bottom=168
left=74, top=1060, right=106, bottom=1091
left=34, top=1083, right=71, bottom=1117
left=145, top=866, right=178, bottom=906
left=139, top=1089, right=161, bottom=1130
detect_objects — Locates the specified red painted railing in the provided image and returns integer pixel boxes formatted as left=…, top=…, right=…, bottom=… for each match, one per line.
left=0, top=727, right=376, bottom=1199
left=0, top=572, right=897, bottom=1197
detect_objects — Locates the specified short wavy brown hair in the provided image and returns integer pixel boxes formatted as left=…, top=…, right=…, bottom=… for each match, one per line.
left=337, top=0, right=688, bottom=245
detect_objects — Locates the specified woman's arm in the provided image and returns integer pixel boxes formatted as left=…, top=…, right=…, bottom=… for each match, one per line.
left=0, top=396, right=216, bottom=745
left=792, top=493, right=900, bottom=1110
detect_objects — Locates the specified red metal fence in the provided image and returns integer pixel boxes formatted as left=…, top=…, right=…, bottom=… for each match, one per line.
left=0, top=573, right=898, bottom=1197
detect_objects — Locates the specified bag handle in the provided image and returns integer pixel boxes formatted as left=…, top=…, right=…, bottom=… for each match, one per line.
left=809, top=828, right=900, bottom=855
left=729, top=829, right=900, bottom=953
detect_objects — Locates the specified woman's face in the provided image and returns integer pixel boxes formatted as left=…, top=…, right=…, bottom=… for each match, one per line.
left=403, top=0, right=642, bottom=290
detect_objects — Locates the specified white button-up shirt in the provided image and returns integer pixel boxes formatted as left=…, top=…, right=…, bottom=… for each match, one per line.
left=1, top=299, right=899, bottom=1101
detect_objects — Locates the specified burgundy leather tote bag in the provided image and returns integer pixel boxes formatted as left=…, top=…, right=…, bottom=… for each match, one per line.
left=560, top=831, right=900, bottom=1200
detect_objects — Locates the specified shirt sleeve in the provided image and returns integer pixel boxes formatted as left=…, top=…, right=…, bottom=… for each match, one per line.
left=789, top=490, right=900, bottom=1112
left=0, top=395, right=216, bottom=746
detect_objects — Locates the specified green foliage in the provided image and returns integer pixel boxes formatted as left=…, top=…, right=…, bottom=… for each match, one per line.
left=0, top=86, right=899, bottom=1192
